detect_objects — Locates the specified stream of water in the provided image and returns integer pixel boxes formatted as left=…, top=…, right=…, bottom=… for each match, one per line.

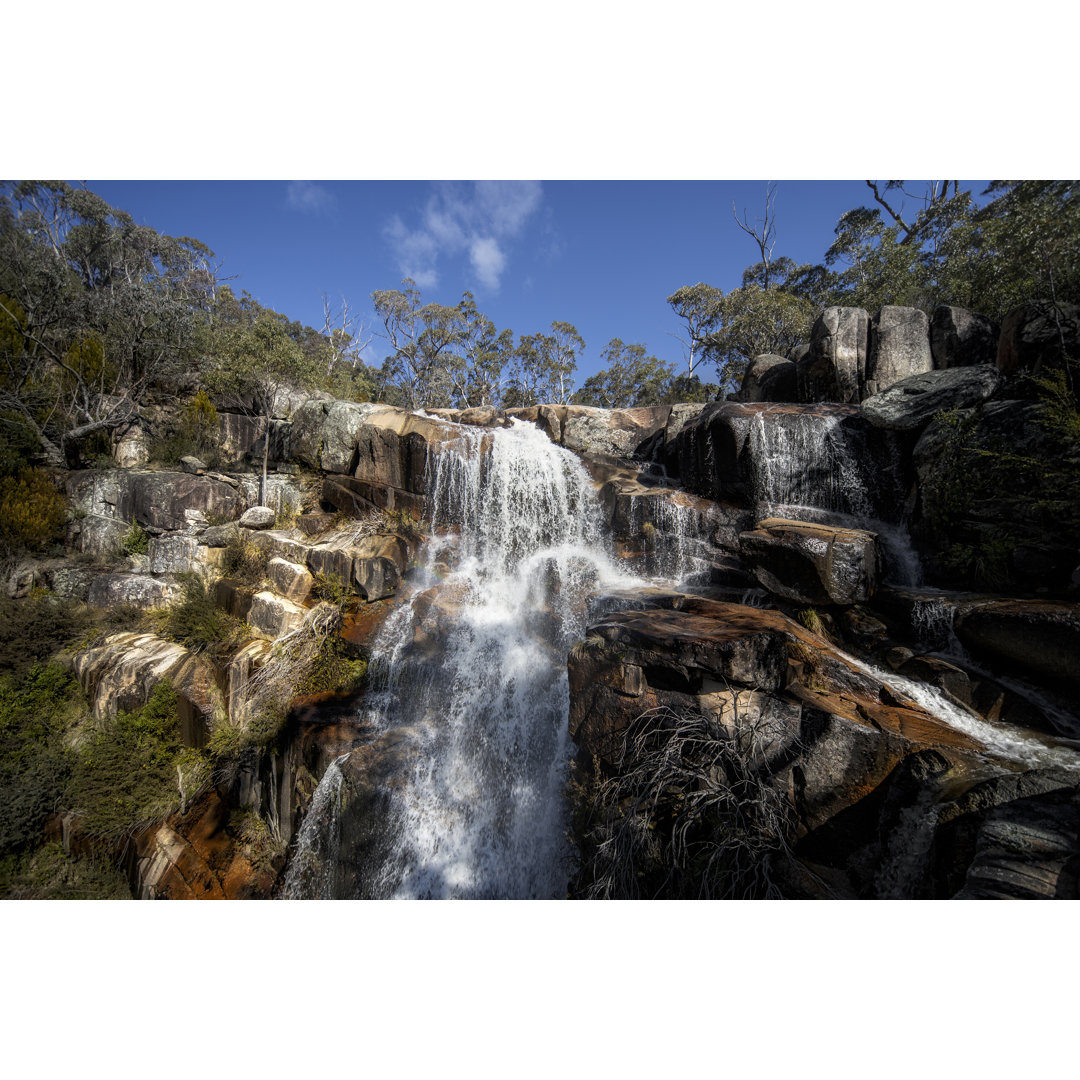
left=283, top=420, right=643, bottom=899
left=283, top=409, right=1079, bottom=899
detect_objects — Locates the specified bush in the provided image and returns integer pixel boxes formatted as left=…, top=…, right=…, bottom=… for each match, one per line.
left=0, top=843, right=132, bottom=899
left=162, top=573, right=248, bottom=655
left=150, top=390, right=221, bottom=466
left=221, top=532, right=268, bottom=586
left=920, top=376, right=1080, bottom=590
left=0, top=663, right=85, bottom=854
left=569, top=705, right=797, bottom=900
left=0, top=467, right=67, bottom=556
left=121, top=518, right=149, bottom=556
left=0, top=592, right=93, bottom=675
left=64, top=680, right=208, bottom=839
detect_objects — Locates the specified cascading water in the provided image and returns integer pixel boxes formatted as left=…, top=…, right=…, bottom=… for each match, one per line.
left=747, top=408, right=922, bottom=586
left=284, top=420, right=641, bottom=900
left=626, top=492, right=719, bottom=586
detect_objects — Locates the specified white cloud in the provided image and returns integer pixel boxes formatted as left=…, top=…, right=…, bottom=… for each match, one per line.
left=286, top=180, right=335, bottom=214
left=469, top=237, right=505, bottom=290
left=384, top=181, right=543, bottom=293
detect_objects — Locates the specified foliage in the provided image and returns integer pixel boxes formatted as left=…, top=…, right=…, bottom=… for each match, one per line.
left=120, top=517, right=149, bottom=556
left=0, top=466, right=67, bottom=555
left=221, top=530, right=269, bottom=586
left=569, top=704, right=797, bottom=899
left=150, top=390, right=221, bottom=466
left=0, top=182, right=214, bottom=465
left=162, top=573, right=249, bottom=655
left=311, top=571, right=353, bottom=611
left=506, top=320, right=583, bottom=406
left=64, top=680, right=207, bottom=839
left=919, top=377, right=1080, bottom=590
left=0, top=663, right=83, bottom=853
left=0, top=591, right=93, bottom=675
left=573, top=339, right=675, bottom=408
left=704, top=285, right=815, bottom=394
left=232, top=809, right=286, bottom=873
left=0, top=843, right=132, bottom=899
left=666, top=282, right=724, bottom=377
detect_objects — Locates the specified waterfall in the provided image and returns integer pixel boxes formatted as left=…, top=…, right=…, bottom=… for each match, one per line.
left=748, top=408, right=875, bottom=518
left=286, top=420, right=640, bottom=899
left=281, top=757, right=346, bottom=899
left=626, top=492, right=719, bottom=586
left=747, top=408, right=921, bottom=586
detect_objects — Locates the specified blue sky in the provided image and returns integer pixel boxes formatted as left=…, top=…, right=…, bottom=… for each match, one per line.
left=85, top=179, right=988, bottom=383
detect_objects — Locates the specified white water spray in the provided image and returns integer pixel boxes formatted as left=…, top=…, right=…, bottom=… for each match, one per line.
left=288, top=421, right=642, bottom=899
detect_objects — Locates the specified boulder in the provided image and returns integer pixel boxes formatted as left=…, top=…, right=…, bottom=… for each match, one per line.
left=997, top=300, right=1080, bottom=383
left=114, top=425, right=151, bottom=468
left=240, top=506, right=277, bottom=529
left=180, top=455, right=207, bottom=474
left=930, top=305, right=999, bottom=368
left=865, top=306, right=933, bottom=398
left=199, top=522, right=240, bottom=548
left=739, top=518, right=882, bottom=605
left=559, top=405, right=671, bottom=459
left=953, top=599, right=1080, bottom=690
left=248, top=591, right=307, bottom=639
left=87, top=573, right=181, bottom=609
left=861, top=366, right=1004, bottom=430
left=267, top=557, right=315, bottom=603
left=799, top=307, right=871, bottom=403
left=567, top=592, right=984, bottom=797
left=225, top=640, right=273, bottom=726
left=735, top=354, right=798, bottom=403
left=71, top=631, right=225, bottom=743
left=148, top=535, right=202, bottom=575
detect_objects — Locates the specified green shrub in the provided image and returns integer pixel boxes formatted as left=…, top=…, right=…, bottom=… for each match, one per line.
left=120, top=518, right=149, bottom=556
left=150, top=390, right=221, bottom=467
left=0, top=843, right=132, bottom=899
left=0, top=663, right=86, bottom=854
left=311, top=571, right=352, bottom=611
left=64, top=681, right=204, bottom=839
left=0, top=467, right=67, bottom=556
left=221, top=532, right=268, bottom=586
left=162, top=573, right=248, bottom=656
left=0, top=592, right=94, bottom=675
left=233, top=808, right=286, bottom=872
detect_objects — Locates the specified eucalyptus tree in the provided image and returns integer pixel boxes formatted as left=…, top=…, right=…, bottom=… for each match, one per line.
left=207, top=306, right=314, bottom=503
left=0, top=181, right=213, bottom=465
left=370, top=279, right=465, bottom=409
left=573, top=339, right=675, bottom=408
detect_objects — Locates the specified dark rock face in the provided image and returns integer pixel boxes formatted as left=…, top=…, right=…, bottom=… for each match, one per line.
left=861, top=366, right=1005, bottom=431
left=865, top=306, right=934, bottom=398
left=800, top=307, right=871, bottom=403
left=997, top=300, right=1080, bottom=383
left=930, top=305, right=999, bottom=368
left=954, top=600, right=1080, bottom=691
left=735, top=354, right=798, bottom=403
left=738, top=518, right=882, bottom=605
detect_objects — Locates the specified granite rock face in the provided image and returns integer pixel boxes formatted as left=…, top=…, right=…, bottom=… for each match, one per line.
left=738, top=518, right=882, bottom=605
left=996, top=300, right=1080, bottom=385
left=861, top=366, right=1004, bottom=430
left=930, top=305, right=999, bottom=369
left=735, top=353, right=798, bottom=403
left=799, top=307, right=871, bottom=403
left=865, top=306, right=934, bottom=398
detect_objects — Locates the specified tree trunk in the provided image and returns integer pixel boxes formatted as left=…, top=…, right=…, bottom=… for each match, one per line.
left=260, top=413, right=269, bottom=505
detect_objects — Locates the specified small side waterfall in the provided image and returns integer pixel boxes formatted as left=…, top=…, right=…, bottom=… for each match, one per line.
left=286, top=420, right=640, bottom=899
left=747, top=408, right=920, bottom=586
left=748, top=409, right=876, bottom=518
left=281, top=758, right=345, bottom=899
left=626, top=492, right=720, bottom=586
